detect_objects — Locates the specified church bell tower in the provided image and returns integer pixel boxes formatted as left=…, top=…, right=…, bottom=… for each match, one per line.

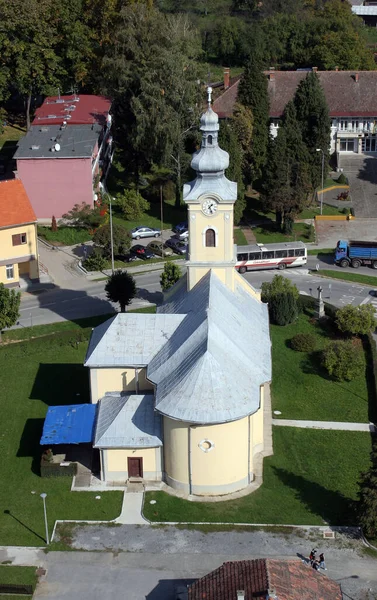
left=183, top=87, right=238, bottom=291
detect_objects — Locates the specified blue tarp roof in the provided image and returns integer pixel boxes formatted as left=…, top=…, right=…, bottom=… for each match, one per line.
left=40, top=404, right=97, bottom=445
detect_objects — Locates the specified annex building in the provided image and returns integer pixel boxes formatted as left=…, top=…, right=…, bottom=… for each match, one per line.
left=213, top=68, right=377, bottom=156
left=82, top=94, right=272, bottom=496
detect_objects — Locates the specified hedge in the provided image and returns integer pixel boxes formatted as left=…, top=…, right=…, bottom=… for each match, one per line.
left=0, top=584, right=34, bottom=594
left=365, top=332, right=377, bottom=423
left=40, top=460, right=78, bottom=478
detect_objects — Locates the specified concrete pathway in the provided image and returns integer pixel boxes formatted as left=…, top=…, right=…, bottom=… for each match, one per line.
left=0, top=546, right=46, bottom=566
left=272, top=419, right=376, bottom=432
left=115, top=486, right=149, bottom=525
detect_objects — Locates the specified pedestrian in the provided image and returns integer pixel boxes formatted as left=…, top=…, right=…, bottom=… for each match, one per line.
left=309, top=548, right=317, bottom=562
left=319, top=553, right=327, bottom=570
left=312, top=560, right=320, bottom=571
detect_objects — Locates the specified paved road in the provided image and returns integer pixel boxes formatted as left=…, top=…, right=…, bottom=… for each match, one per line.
left=31, top=527, right=377, bottom=600
left=339, top=154, right=377, bottom=218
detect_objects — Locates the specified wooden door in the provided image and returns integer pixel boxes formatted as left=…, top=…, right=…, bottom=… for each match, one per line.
left=128, top=457, right=143, bottom=478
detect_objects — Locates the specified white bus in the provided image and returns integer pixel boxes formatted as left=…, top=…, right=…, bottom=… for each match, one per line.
left=236, top=241, right=307, bottom=273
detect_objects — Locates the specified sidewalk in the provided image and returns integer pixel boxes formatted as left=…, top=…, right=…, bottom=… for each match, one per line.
left=0, top=546, right=46, bottom=566
left=115, top=484, right=149, bottom=525
left=272, top=419, right=376, bottom=432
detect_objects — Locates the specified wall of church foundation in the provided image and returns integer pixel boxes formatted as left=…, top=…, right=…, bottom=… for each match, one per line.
left=102, top=447, right=162, bottom=482
left=89, top=367, right=152, bottom=403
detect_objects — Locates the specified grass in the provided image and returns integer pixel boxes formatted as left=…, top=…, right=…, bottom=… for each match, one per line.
left=144, top=428, right=372, bottom=525
left=37, top=226, right=92, bottom=246
left=317, top=270, right=377, bottom=287
left=270, top=311, right=369, bottom=422
left=101, top=254, right=183, bottom=271
left=307, top=248, right=333, bottom=256
left=246, top=195, right=345, bottom=224
left=0, top=124, right=25, bottom=162
left=233, top=228, right=248, bottom=246
left=0, top=331, right=123, bottom=546
left=254, top=222, right=314, bottom=244
left=0, top=565, right=37, bottom=588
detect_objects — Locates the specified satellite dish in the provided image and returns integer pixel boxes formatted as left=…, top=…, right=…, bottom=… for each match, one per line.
left=55, top=143, right=61, bottom=152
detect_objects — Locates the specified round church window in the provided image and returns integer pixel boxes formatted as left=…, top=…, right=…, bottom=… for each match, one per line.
left=198, top=439, right=215, bottom=453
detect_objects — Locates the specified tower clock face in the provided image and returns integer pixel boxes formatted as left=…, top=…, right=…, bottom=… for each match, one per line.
left=202, top=198, right=218, bottom=216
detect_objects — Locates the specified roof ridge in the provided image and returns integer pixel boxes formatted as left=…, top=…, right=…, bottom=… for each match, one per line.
left=94, top=394, right=126, bottom=445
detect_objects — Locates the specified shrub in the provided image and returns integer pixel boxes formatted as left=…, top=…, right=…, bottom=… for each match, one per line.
left=336, top=304, right=377, bottom=336
left=116, top=190, right=150, bottom=220
left=337, top=173, right=348, bottom=185
left=322, top=339, right=364, bottom=381
left=269, top=291, right=298, bottom=326
left=40, top=459, right=78, bottom=478
left=291, top=333, right=317, bottom=352
left=51, top=215, right=57, bottom=232
left=261, top=274, right=299, bottom=304
left=83, top=248, right=106, bottom=271
left=93, top=223, right=131, bottom=258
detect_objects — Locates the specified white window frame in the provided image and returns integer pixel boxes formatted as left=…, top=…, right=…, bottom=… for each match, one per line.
left=6, top=264, right=14, bottom=280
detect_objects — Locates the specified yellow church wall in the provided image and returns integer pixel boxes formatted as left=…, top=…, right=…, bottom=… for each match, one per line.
left=164, top=415, right=257, bottom=495
left=188, top=203, right=235, bottom=264
left=89, top=367, right=150, bottom=403
left=234, top=270, right=261, bottom=300
left=249, top=386, right=265, bottom=469
left=103, top=447, right=162, bottom=482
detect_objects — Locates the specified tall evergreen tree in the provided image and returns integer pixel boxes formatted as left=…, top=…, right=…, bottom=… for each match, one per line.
left=358, top=446, right=377, bottom=538
left=219, top=120, right=246, bottom=225
left=293, top=72, right=331, bottom=189
left=237, top=58, right=270, bottom=185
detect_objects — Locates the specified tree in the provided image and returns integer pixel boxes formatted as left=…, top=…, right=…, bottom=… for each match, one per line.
left=219, top=120, right=246, bottom=225
left=322, top=339, right=364, bottom=381
left=105, top=270, right=136, bottom=313
left=115, top=190, right=150, bottom=221
left=269, top=291, right=298, bottom=326
left=0, top=284, right=21, bottom=340
left=61, top=203, right=105, bottom=230
left=336, top=304, right=377, bottom=336
left=293, top=72, right=331, bottom=189
left=237, top=57, right=270, bottom=185
left=93, top=223, right=131, bottom=258
left=160, top=262, right=182, bottom=291
left=358, top=446, right=377, bottom=538
left=261, top=274, right=299, bottom=304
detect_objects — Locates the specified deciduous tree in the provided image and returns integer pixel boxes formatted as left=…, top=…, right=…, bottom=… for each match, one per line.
left=0, top=284, right=20, bottom=341
left=93, top=223, right=131, bottom=257
left=61, top=203, right=105, bottom=230
left=115, top=190, right=150, bottom=221
left=160, top=262, right=182, bottom=291
left=105, top=270, right=136, bottom=312
left=336, top=304, right=377, bottom=336
left=322, top=339, right=364, bottom=381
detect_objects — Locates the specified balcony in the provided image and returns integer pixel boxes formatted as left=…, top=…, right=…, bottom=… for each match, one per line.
left=337, top=125, right=376, bottom=134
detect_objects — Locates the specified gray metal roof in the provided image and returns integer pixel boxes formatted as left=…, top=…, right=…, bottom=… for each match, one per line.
left=148, top=271, right=271, bottom=424
left=14, top=124, right=102, bottom=159
left=352, top=5, right=377, bottom=13
left=94, top=393, right=162, bottom=448
left=85, top=313, right=185, bottom=367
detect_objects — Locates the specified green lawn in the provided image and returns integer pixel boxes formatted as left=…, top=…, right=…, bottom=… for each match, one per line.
left=38, top=226, right=92, bottom=246
left=317, top=270, right=377, bottom=287
left=254, top=223, right=314, bottom=244
left=144, top=428, right=372, bottom=525
left=246, top=194, right=342, bottom=224
left=0, top=565, right=37, bottom=587
left=233, top=228, right=248, bottom=246
left=0, top=124, right=25, bottom=162
left=0, top=329, right=123, bottom=546
left=270, top=312, right=369, bottom=422
left=307, top=248, right=333, bottom=256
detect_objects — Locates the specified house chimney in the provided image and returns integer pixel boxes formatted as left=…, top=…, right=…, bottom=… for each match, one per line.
left=237, top=591, right=245, bottom=600
left=355, top=72, right=359, bottom=83
left=224, top=67, right=230, bottom=90
left=312, top=67, right=318, bottom=73
left=269, top=67, right=275, bottom=81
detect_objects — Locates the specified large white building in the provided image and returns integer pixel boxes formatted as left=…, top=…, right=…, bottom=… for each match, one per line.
left=214, top=68, right=377, bottom=155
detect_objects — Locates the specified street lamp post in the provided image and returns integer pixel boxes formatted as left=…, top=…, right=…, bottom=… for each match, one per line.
left=316, top=148, right=325, bottom=216
left=109, top=196, right=115, bottom=274
left=40, top=493, right=49, bottom=545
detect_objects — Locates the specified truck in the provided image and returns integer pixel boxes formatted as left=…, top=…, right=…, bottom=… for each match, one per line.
left=335, top=239, right=377, bottom=269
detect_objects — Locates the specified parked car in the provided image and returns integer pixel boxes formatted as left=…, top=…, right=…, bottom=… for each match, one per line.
left=173, top=221, right=188, bottom=234
left=177, top=229, right=189, bottom=241
left=147, top=241, right=173, bottom=257
left=130, top=244, right=155, bottom=259
left=131, top=226, right=161, bottom=240
left=165, top=239, right=188, bottom=255
left=116, top=253, right=137, bottom=263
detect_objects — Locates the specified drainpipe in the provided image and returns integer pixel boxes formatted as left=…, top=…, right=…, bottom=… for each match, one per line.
left=135, top=369, right=139, bottom=394
left=188, top=426, right=193, bottom=495
left=100, top=449, right=104, bottom=481
left=248, top=416, right=251, bottom=484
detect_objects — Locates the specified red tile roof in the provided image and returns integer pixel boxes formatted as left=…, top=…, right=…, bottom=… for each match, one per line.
left=188, top=559, right=342, bottom=600
left=0, top=179, right=37, bottom=228
left=33, top=95, right=111, bottom=127
left=213, top=70, right=377, bottom=119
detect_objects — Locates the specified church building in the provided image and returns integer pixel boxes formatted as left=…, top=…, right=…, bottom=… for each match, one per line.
left=84, top=90, right=272, bottom=496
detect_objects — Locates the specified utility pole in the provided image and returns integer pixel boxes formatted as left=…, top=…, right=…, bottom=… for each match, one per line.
left=316, top=148, right=325, bottom=216
left=109, top=196, right=115, bottom=274
left=160, top=185, right=164, bottom=240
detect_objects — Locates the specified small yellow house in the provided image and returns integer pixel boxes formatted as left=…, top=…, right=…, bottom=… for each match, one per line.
left=84, top=94, right=273, bottom=496
left=0, top=179, right=39, bottom=287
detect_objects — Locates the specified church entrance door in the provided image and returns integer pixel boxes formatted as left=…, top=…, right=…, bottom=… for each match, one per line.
left=128, top=457, right=143, bottom=478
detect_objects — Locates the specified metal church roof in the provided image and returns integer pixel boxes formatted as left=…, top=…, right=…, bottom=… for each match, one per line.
left=148, top=271, right=271, bottom=424
left=94, top=393, right=162, bottom=448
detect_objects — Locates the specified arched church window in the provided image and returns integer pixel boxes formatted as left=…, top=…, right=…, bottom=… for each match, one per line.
left=207, top=135, right=213, bottom=145
left=205, top=228, right=215, bottom=247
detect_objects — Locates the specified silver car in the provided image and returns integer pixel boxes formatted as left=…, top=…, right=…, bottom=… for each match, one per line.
left=131, top=226, right=161, bottom=240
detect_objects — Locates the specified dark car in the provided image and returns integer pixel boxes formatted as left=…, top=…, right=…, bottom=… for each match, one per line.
left=130, top=244, right=155, bottom=259
left=165, top=239, right=188, bottom=255
left=173, top=221, right=188, bottom=234
left=116, top=253, right=138, bottom=263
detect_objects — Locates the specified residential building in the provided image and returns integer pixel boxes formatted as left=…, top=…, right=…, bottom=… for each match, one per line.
left=351, top=2, right=377, bottom=26
left=14, top=95, right=112, bottom=220
left=188, top=559, right=342, bottom=600
left=41, top=93, right=273, bottom=496
left=0, top=179, right=39, bottom=287
left=213, top=68, right=377, bottom=155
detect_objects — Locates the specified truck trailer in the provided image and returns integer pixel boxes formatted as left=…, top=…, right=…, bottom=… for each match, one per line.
left=335, top=239, right=377, bottom=269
